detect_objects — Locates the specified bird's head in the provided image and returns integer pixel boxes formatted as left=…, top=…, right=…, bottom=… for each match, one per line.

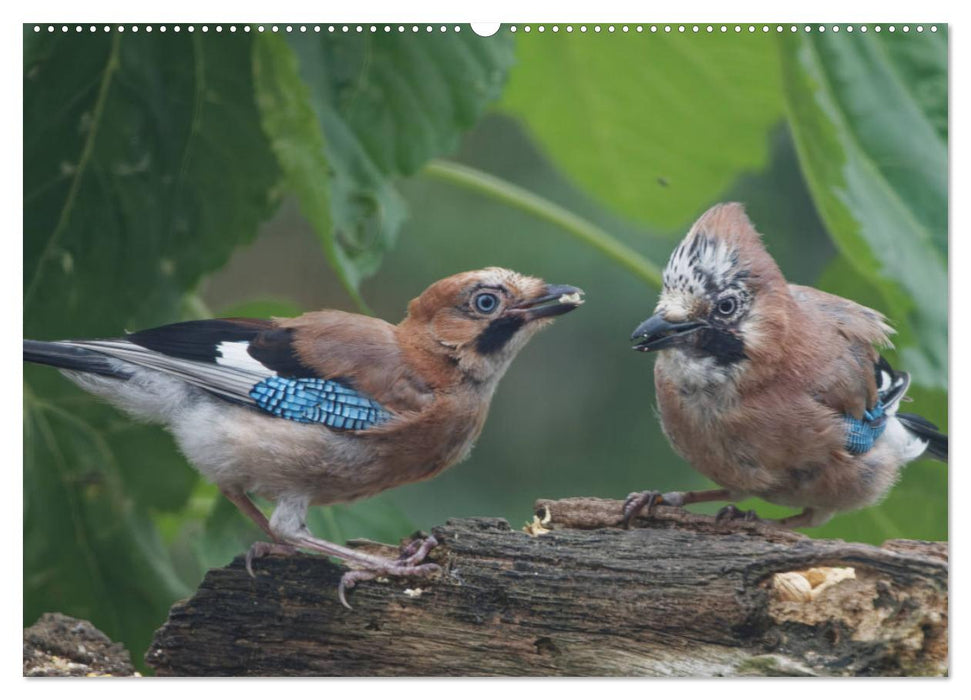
left=631, top=203, right=789, bottom=367
left=402, top=267, right=584, bottom=383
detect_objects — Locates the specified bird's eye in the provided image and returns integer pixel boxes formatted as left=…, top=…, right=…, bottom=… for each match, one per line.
left=473, top=292, right=500, bottom=314
left=716, top=296, right=737, bottom=316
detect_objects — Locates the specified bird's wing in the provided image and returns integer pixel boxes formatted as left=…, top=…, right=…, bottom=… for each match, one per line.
left=788, top=284, right=894, bottom=348
left=68, top=317, right=400, bottom=431
left=281, top=310, right=435, bottom=414
left=842, top=356, right=913, bottom=454
left=788, top=284, right=895, bottom=420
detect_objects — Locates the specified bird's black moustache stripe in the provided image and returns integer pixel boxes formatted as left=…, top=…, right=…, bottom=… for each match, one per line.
left=475, top=316, right=524, bottom=355
left=697, top=327, right=747, bottom=366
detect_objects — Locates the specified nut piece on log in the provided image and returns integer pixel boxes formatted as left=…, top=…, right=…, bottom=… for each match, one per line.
left=147, top=499, right=947, bottom=677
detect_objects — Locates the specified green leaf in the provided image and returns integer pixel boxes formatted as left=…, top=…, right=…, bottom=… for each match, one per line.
left=501, top=29, right=785, bottom=230
left=252, top=33, right=365, bottom=307
left=24, top=30, right=282, bottom=338
left=23, top=28, right=282, bottom=665
left=876, top=31, right=947, bottom=142
left=253, top=29, right=515, bottom=304
left=24, top=389, right=192, bottom=664
left=780, top=30, right=947, bottom=388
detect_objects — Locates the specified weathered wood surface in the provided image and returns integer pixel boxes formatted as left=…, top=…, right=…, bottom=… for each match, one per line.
left=24, top=612, right=138, bottom=677
left=147, top=497, right=948, bottom=677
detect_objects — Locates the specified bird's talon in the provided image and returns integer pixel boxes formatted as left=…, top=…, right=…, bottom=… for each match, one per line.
left=715, top=505, right=737, bottom=523
left=337, top=576, right=357, bottom=610
left=715, top=505, right=761, bottom=524
left=397, top=532, right=439, bottom=566
left=245, top=541, right=299, bottom=577
left=398, top=540, right=420, bottom=560
left=622, top=490, right=664, bottom=528
left=338, top=561, right=441, bottom=609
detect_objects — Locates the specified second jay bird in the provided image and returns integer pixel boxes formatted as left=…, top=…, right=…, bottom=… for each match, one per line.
left=24, top=267, right=584, bottom=605
left=626, top=203, right=946, bottom=529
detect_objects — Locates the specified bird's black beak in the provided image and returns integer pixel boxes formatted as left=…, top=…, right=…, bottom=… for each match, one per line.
left=631, top=314, right=704, bottom=352
left=516, top=284, right=585, bottom=321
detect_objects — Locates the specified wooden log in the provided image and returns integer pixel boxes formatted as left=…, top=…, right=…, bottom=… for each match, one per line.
left=24, top=612, right=138, bottom=677
left=146, top=497, right=948, bottom=676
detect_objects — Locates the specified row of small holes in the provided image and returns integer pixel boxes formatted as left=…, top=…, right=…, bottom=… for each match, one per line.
left=32, top=24, right=940, bottom=34
left=32, top=25, right=463, bottom=33
left=511, top=24, right=938, bottom=33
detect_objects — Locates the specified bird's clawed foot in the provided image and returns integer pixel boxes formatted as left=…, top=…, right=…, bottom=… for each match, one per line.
left=245, top=541, right=300, bottom=576
left=338, top=562, right=441, bottom=610
left=397, top=532, right=440, bottom=566
left=338, top=533, right=442, bottom=609
left=715, top=504, right=761, bottom=524
left=622, top=487, right=734, bottom=528
left=622, top=490, right=666, bottom=528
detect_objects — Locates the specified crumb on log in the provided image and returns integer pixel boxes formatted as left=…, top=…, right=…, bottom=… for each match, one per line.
left=147, top=497, right=948, bottom=677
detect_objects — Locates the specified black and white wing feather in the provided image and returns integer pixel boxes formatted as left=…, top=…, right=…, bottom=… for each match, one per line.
left=873, top=356, right=947, bottom=462
left=68, top=319, right=288, bottom=406
left=28, top=319, right=392, bottom=431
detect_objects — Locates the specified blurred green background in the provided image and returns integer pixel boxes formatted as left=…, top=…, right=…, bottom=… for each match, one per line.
left=24, top=24, right=947, bottom=668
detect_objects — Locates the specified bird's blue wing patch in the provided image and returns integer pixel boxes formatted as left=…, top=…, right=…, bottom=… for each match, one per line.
left=250, top=376, right=392, bottom=430
left=843, top=402, right=887, bottom=455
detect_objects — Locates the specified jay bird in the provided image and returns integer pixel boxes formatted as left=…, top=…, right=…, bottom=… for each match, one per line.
left=23, top=267, right=583, bottom=606
left=625, top=203, right=947, bottom=530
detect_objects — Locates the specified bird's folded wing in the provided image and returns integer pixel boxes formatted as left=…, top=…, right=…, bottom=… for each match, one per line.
left=788, top=284, right=895, bottom=419
left=67, top=318, right=397, bottom=430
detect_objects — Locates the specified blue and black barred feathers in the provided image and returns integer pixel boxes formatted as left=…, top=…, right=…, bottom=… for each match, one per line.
left=250, top=376, right=392, bottom=430
left=843, top=403, right=887, bottom=455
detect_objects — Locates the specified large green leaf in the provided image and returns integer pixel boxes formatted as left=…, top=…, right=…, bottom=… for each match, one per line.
left=23, top=389, right=193, bottom=665
left=23, top=28, right=281, bottom=663
left=25, top=30, right=282, bottom=338
left=254, top=29, right=515, bottom=303
left=252, top=33, right=359, bottom=305
left=501, top=29, right=785, bottom=231
left=780, top=30, right=947, bottom=389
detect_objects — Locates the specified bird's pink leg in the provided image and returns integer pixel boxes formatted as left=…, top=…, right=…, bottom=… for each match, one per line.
left=334, top=533, right=440, bottom=606
left=244, top=496, right=440, bottom=609
left=622, top=487, right=733, bottom=528
left=219, top=488, right=300, bottom=574
left=219, top=487, right=276, bottom=539
left=281, top=532, right=440, bottom=609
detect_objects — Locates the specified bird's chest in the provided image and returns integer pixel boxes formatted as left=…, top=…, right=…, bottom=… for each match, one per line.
left=655, top=352, right=741, bottom=427
left=653, top=353, right=762, bottom=486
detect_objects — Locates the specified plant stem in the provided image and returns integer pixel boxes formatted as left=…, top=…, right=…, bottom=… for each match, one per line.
left=183, top=293, right=215, bottom=320
left=422, top=159, right=663, bottom=288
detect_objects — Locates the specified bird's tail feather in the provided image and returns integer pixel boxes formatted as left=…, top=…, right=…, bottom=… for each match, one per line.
left=24, top=340, right=132, bottom=380
left=897, top=412, right=948, bottom=462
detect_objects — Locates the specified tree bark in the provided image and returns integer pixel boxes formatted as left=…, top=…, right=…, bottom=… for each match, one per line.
left=24, top=612, right=138, bottom=677
left=147, top=498, right=948, bottom=677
